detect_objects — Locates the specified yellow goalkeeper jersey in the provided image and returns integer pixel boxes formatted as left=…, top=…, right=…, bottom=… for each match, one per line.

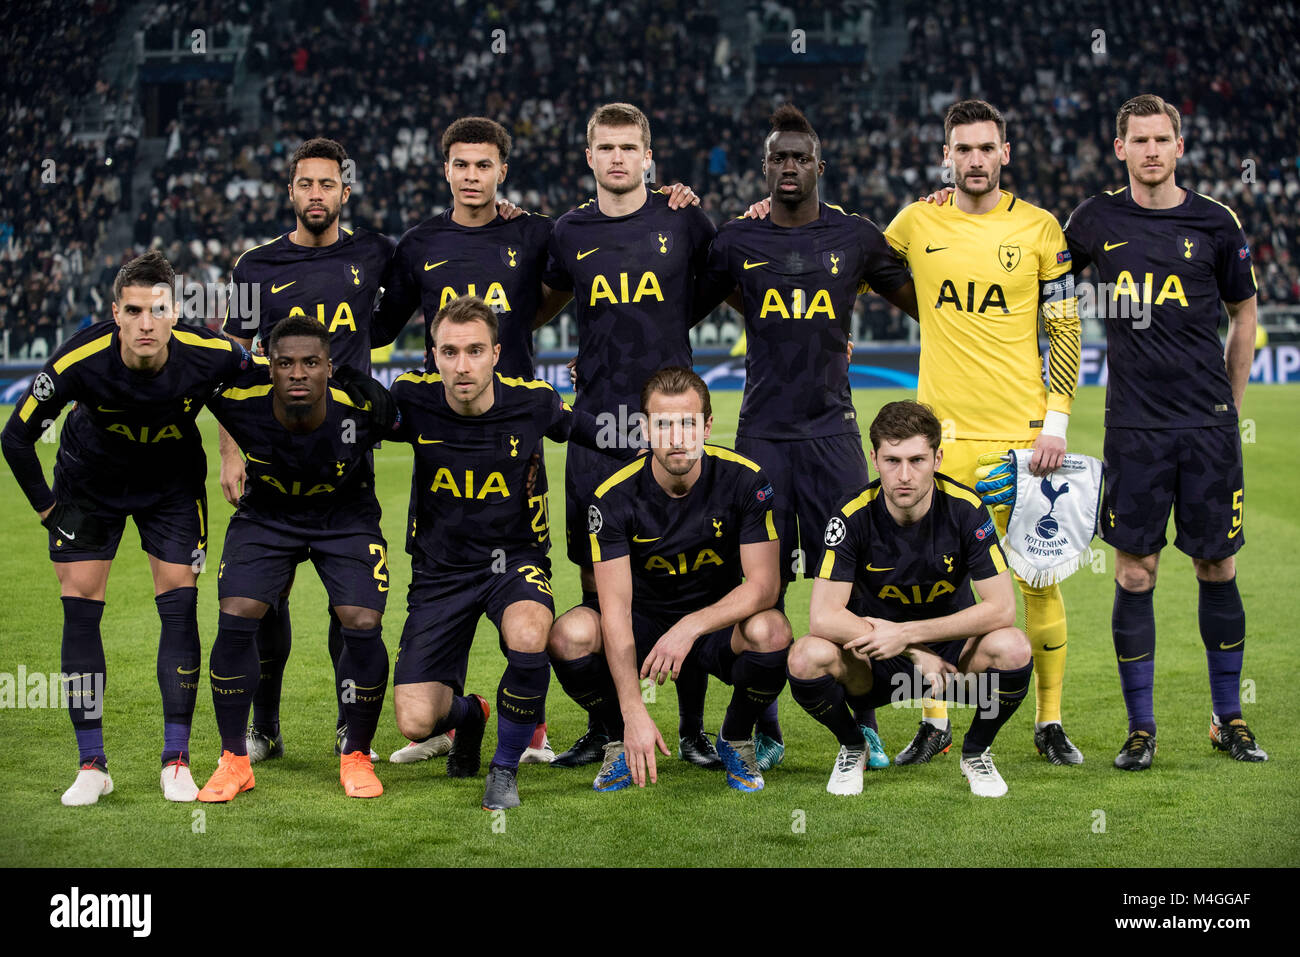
left=885, top=191, right=1080, bottom=440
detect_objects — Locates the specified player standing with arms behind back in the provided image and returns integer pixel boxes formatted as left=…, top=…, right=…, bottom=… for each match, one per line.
left=1063, top=94, right=1265, bottom=768
left=887, top=100, right=1082, bottom=765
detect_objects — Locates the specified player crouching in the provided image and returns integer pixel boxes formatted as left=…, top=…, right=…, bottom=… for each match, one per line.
left=547, top=368, right=792, bottom=793
left=788, top=401, right=1033, bottom=797
left=197, top=316, right=398, bottom=802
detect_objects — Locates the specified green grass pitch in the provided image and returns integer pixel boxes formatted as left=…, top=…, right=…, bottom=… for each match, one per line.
left=1, top=385, right=1296, bottom=867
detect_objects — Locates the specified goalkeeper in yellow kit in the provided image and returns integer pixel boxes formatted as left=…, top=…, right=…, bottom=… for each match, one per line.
left=884, top=100, right=1083, bottom=765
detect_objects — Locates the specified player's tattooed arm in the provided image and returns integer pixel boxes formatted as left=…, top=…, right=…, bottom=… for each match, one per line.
left=642, top=539, right=782, bottom=685
left=594, top=556, right=670, bottom=786
left=533, top=284, right=573, bottom=330
left=1223, top=295, right=1258, bottom=413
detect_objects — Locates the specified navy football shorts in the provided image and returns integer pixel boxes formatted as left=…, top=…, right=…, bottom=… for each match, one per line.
left=216, top=512, right=390, bottom=612
left=393, top=553, right=555, bottom=691
left=49, top=468, right=208, bottom=566
left=565, top=443, right=637, bottom=566
left=851, top=638, right=967, bottom=711
left=736, top=432, right=870, bottom=582
left=629, top=606, right=738, bottom=686
left=1100, top=424, right=1245, bottom=560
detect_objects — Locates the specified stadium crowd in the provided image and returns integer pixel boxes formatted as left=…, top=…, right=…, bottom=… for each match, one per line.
left=4, top=0, right=1297, bottom=352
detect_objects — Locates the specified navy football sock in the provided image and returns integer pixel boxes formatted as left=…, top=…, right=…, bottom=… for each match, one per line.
left=962, top=660, right=1033, bottom=755
left=1199, top=578, right=1245, bottom=722
left=847, top=698, right=878, bottom=732
left=210, top=612, right=262, bottom=755
left=251, top=594, right=291, bottom=734
left=328, top=608, right=346, bottom=730
left=550, top=653, right=623, bottom=741
left=430, top=693, right=475, bottom=737
left=1113, top=584, right=1157, bottom=734
left=755, top=700, right=783, bottom=743
left=788, top=673, right=865, bottom=748
left=721, top=648, right=788, bottom=741
left=155, top=587, right=199, bottom=764
left=675, top=655, right=708, bottom=737
left=336, top=626, right=388, bottom=756
left=493, top=648, right=550, bottom=769
left=62, top=596, right=107, bottom=768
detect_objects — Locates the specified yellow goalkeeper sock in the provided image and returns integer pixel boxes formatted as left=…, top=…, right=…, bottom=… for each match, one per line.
left=921, top=699, right=948, bottom=720
left=1021, top=579, right=1067, bottom=724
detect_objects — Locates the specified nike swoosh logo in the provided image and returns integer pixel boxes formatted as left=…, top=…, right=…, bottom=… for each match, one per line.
left=1219, top=638, right=1245, bottom=650
left=632, top=535, right=662, bottom=543
left=1043, top=642, right=1066, bottom=652
left=1227, top=525, right=1241, bottom=539
left=502, top=689, right=542, bottom=700
left=97, top=405, right=124, bottom=413
left=417, top=436, right=443, bottom=444
left=271, top=281, right=296, bottom=293
left=1117, top=654, right=1149, bottom=662
left=742, top=260, right=769, bottom=270
left=924, top=244, right=947, bottom=253
left=210, top=673, right=246, bottom=680
left=246, top=454, right=270, bottom=464
left=176, top=665, right=200, bottom=675
left=576, top=248, right=599, bottom=260
left=56, top=527, right=75, bottom=540
left=423, top=260, right=449, bottom=271
left=865, top=564, right=893, bottom=572
left=1103, top=241, right=1128, bottom=251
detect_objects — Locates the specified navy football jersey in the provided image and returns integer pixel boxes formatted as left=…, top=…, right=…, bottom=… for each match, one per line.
left=2, top=322, right=251, bottom=511
left=222, top=227, right=396, bottom=374
left=544, top=191, right=716, bottom=419
left=392, top=372, right=600, bottom=570
left=702, top=203, right=911, bottom=439
left=1064, top=187, right=1256, bottom=429
left=817, top=474, right=1007, bottom=623
left=206, top=363, right=390, bottom=527
left=588, top=445, right=778, bottom=618
left=372, top=211, right=553, bottom=379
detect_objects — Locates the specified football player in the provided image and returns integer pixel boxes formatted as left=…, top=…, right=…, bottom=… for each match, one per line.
left=1062, top=94, right=1264, bottom=768
left=544, top=102, right=727, bottom=771
left=789, top=401, right=1033, bottom=797
left=219, top=137, right=395, bottom=765
left=888, top=100, right=1083, bottom=765
left=198, top=315, right=397, bottom=802
left=549, top=367, right=792, bottom=792
left=703, top=104, right=919, bottom=771
left=387, top=296, right=624, bottom=810
left=1, top=251, right=252, bottom=804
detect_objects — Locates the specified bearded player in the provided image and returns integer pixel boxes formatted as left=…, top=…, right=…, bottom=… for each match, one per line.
left=888, top=100, right=1082, bottom=765
left=219, top=137, right=395, bottom=766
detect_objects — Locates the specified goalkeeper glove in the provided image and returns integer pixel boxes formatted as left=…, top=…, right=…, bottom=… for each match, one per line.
left=973, top=451, right=1016, bottom=507
left=41, top=500, right=112, bottom=549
